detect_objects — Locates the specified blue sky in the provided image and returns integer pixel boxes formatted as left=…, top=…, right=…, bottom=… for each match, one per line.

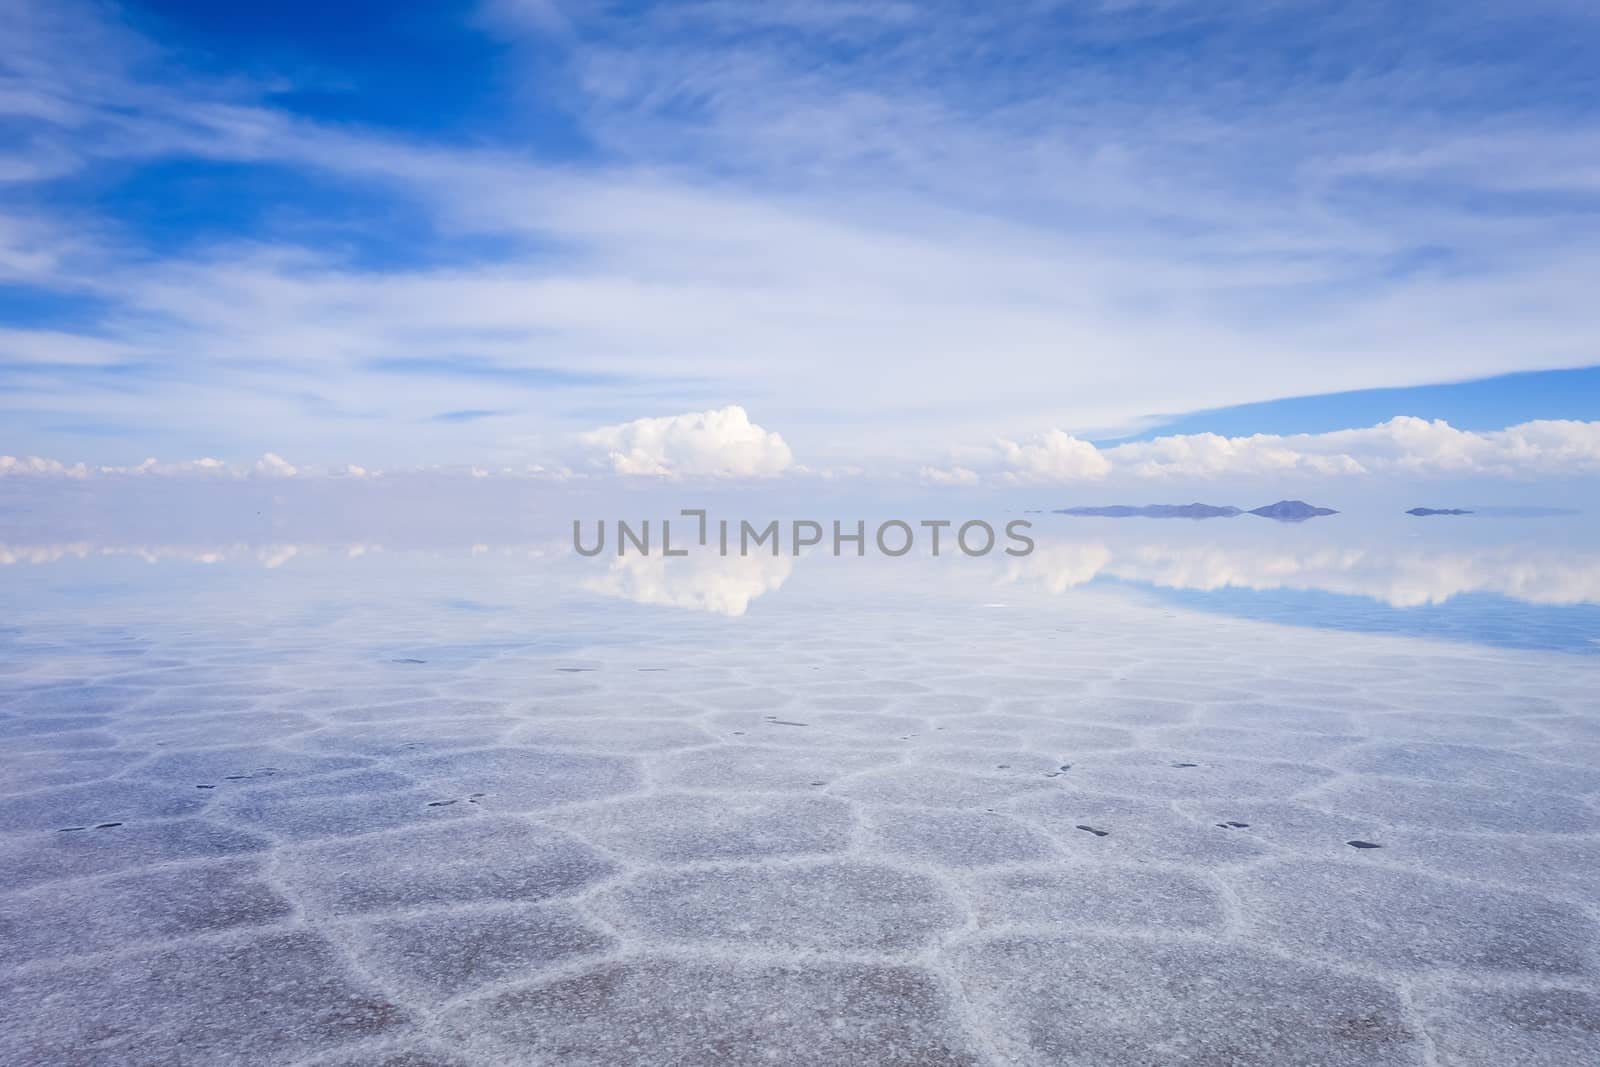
left=2, top=0, right=1599, bottom=483
left=1107, top=366, right=1600, bottom=444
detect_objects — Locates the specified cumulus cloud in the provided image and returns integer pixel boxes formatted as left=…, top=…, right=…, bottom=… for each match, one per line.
left=7, top=416, right=1599, bottom=484
left=1107, top=417, right=1600, bottom=480
left=920, top=465, right=979, bottom=486
left=253, top=452, right=299, bottom=478
left=577, top=405, right=793, bottom=478
left=1, top=452, right=297, bottom=479
left=1104, top=432, right=1366, bottom=479
left=0, top=456, right=89, bottom=478
left=118, top=457, right=232, bottom=476
left=997, top=430, right=1113, bottom=484
left=947, top=417, right=1600, bottom=485
left=6, top=0, right=1600, bottom=472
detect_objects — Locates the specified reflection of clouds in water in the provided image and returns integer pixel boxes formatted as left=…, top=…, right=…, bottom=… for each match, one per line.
left=0, top=542, right=94, bottom=566
left=0, top=542, right=566, bottom=568
left=1003, top=543, right=1112, bottom=595
left=582, top=554, right=793, bottom=617
left=0, top=537, right=789, bottom=616
left=1009, top=540, right=1600, bottom=607
left=0, top=542, right=387, bottom=567
left=258, top=545, right=299, bottom=569
left=7, top=534, right=1600, bottom=610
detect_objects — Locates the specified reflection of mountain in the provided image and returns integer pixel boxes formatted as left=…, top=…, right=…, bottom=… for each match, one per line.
left=1056, top=500, right=1337, bottom=522
left=581, top=554, right=792, bottom=617
left=1008, top=539, right=1600, bottom=607
left=1056, top=504, right=1241, bottom=519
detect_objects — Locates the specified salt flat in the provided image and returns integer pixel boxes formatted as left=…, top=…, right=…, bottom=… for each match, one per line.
left=0, top=551, right=1597, bottom=1066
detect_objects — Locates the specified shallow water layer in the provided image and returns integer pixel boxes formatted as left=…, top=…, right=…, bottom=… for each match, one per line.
left=1, top=533, right=1598, bottom=1066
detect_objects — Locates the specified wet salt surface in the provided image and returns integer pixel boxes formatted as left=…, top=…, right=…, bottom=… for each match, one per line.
left=0, top=551, right=1598, bottom=1066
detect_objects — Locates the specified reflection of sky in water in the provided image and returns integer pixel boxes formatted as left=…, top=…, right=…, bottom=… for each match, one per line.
left=997, top=514, right=1600, bottom=652
left=3, top=542, right=1598, bottom=658
left=1005, top=536, right=1600, bottom=607
left=1117, top=583, right=1600, bottom=654
left=582, top=554, right=794, bottom=618
left=4, top=505, right=1600, bottom=652
left=4, top=503, right=1600, bottom=1065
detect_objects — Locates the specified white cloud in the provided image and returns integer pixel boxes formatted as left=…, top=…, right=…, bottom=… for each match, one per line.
left=0, top=455, right=88, bottom=478
left=252, top=452, right=299, bottom=478
left=954, top=417, right=1600, bottom=484
left=0, top=452, right=302, bottom=479
left=577, top=405, right=794, bottom=478
left=1105, top=431, right=1371, bottom=479
left=5, top=416, right=1600, bottom=483
left=1106, top=418, right=1600, bottom=480
left=920, top=465, right=979, bottom=486
left=997, top=430, right=1113, bottom=484
left=119, top=457, right=232, bottom=476
left=3, top=2, right=1600, bottom=468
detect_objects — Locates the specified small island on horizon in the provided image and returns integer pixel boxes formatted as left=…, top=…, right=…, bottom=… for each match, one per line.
left=1407, top=507, right=1474, bottom=516
left=1055, top=500, right=1338, bottom=523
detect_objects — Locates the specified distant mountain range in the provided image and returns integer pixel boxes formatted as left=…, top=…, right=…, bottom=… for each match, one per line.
left=1406, top=507, right=1473, bottom=516
left=1055, top=500, right=1338, bottom=522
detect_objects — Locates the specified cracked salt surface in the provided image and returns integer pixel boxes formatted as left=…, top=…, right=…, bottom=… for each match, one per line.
left=1, top=551, right=1598, bottom=1066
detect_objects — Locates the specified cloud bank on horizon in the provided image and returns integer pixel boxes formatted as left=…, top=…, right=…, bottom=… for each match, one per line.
left=7, top=406, right=1600, bottom=485
left=1, top=0, right=1598, bottom=480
